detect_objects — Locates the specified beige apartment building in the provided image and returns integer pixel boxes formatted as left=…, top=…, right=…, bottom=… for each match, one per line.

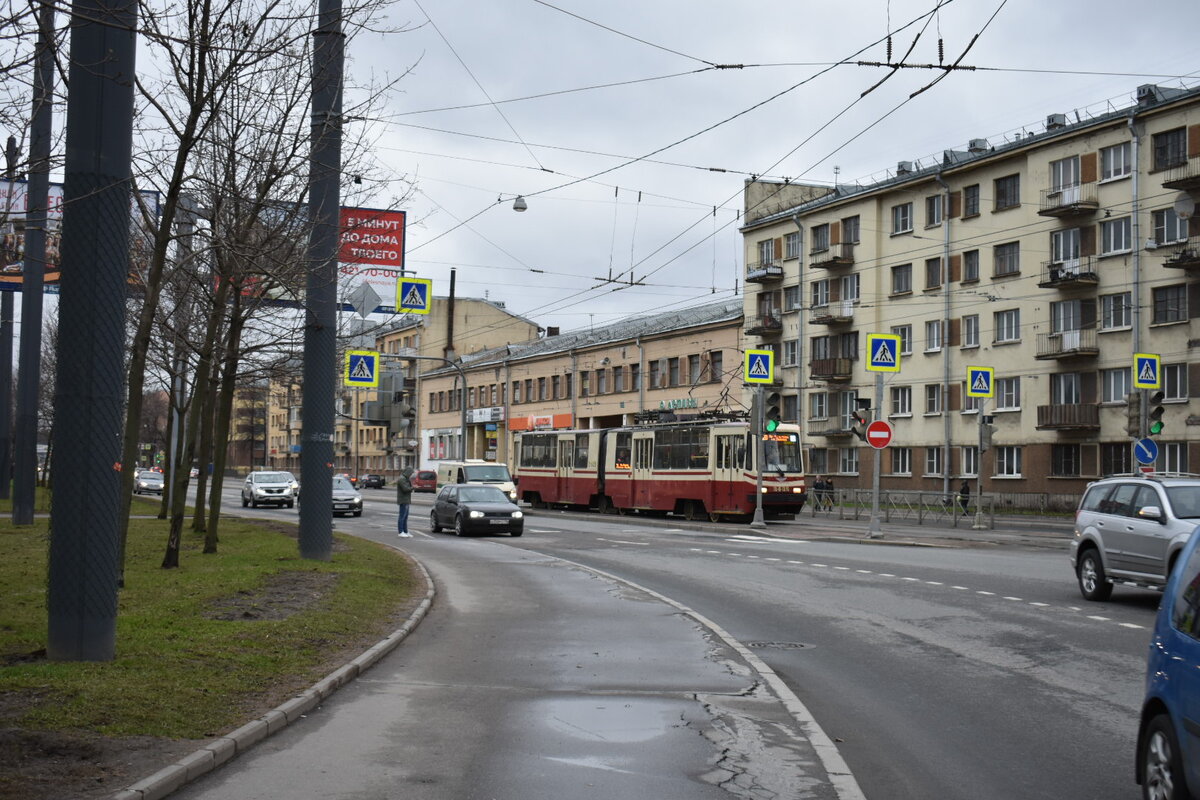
left=418, top=301, right=743, bottom=468
left=742, top=82, right=1200, bottom=495
left=265, top=295, right=539, bottom=478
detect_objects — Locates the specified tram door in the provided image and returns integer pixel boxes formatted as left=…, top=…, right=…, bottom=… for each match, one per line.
left=632, top=432, right=654, bottom=507
left=712, top=433, right=744, bottom=512
left=557, top=437, right=574, bottom=501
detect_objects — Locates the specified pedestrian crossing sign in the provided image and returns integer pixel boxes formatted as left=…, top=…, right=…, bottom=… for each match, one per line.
left=397, top=277, right=432, bottom=314
left=966, top=366, right=994, bottom=398
left=866, top=334, right=901, bottom=372
left=1133, top=353, right=1161, bottom=389
left=744, top=349, right=775, bottom=384
left=345, top=350, right=380, bottom=388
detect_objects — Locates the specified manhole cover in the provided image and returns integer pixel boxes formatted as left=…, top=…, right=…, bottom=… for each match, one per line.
left=746, top=641, right=809, bottom=650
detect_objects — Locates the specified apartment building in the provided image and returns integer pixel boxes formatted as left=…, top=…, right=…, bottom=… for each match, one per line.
left=418, top=301, right=743, bottom=468
left=742, top=83, right=1200, bottom=495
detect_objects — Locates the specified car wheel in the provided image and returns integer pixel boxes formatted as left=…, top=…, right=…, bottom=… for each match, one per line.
left=1141, top=714, right=1189, bottom=800
left=1077, top=547, right=1113, bottom=601
left=241, top=495, right=248, bottom=507
left=455, top=514, right=467, bottom=537
left=429, top=510, right=442, bottom=533
left=287, top=500, right=294, bottom=508
left=250, top=497, right=259, bottom=508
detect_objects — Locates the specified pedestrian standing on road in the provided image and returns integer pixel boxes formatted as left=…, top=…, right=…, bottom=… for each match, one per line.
left=959, top=480, right=970, bottom=516
left=396, top=466, right=414, bottom=537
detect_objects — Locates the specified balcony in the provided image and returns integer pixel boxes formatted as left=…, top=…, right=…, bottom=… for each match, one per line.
left=1037, top=182, right=1099, bottom=217
left=1162, top=236, right=1200, bottom=271
left=809, top=357, right=855, bottom=382
left=809, top=422, right=854, bottom=438
left=745, top=260, right=784, bottom=283
left=744, top=312, right=783, bottom=336
left=1035, top=326, right=1099, bottom=360
left=810, top=243, right=855, bottom=269
left=1037, top=257, right=1099, bottom=289
left=1161, top=156, right=1200, bottom=191
left=810, top=299, right=855, bottom=325
left=1035, top=403, right=1100, bottom=431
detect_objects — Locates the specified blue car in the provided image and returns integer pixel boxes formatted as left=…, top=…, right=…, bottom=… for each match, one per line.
left=1137, top=525, right=1200, bottom=800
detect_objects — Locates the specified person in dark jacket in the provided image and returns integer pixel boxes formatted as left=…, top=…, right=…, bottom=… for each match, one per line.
left=959, top=480, right=971, bottom=516
left=396, top=467, right=414, bottom=537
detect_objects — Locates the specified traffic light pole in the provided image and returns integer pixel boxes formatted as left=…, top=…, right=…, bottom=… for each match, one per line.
left=380, top=353, right=467, bottom=463
left=751, top=384, right=766, bottom=529
left=867, top=372, right=883, bottom=539
left=972, top=401, right=989, bottom=531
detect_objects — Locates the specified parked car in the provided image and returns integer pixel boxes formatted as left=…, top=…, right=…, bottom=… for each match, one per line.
left=1070, top=474, right=1200, bottom=601
left=335, top=472, right=358, bottom=488
left=1136, top=523, right=1200, bottom=800
left=330, top=475, right=363, bottom=517
left=241, top=471, right=296, bottom=509
left=429, top=484, right=523, bottom=537
left=133, top=471, right=164, bottom=495
left=411, top=470, right=437, bottom=493
left=279, top=471, right=300, bottom=498
left=359, top=474, right=385, bottom=489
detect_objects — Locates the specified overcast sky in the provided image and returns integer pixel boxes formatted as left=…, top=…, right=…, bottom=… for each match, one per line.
left=354, top=1, right=1199, bottom=338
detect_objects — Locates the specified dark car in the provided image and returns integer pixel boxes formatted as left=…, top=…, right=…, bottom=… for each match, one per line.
left=359, top=474, right=385, bottom=489
left=411, top=470, right=437, bottom=493
left=429, top=484, right=523, bottom=537
left=1136, top=524, right=1200, bottom=800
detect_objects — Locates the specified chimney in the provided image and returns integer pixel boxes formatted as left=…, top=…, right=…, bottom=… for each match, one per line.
left=1046, top=113, right=1067, bottom=131
left=546, top=326, right=560, bottom=337
left=896, top=161, right=913, bottom=176
left=968, top=138, right=989, bottom=154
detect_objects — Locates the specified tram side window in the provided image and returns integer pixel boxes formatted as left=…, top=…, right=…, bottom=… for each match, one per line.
left=614, top=432, right=632, bottom=470
left=519, top=433, right=556, bottom=468
left=574, top=434, right=590, bottom=469
left=653, top=427, right=711, bottom=469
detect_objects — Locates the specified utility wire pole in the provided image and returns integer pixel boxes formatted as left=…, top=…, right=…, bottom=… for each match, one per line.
left=0, top=136, right=17, bottom=500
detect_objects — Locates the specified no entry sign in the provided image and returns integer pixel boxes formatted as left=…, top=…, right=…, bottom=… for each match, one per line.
left=865, top=419, right=893, bottom=449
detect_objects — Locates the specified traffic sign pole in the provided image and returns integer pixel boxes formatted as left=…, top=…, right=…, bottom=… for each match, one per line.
left=973, top=401, right=989, bottom=531
left=868, top=372, right=883, bottom=539
left=751, top=384, right=766, bottom=529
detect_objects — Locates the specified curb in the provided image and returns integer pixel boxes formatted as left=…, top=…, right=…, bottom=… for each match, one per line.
left=108, top=552, right=436, bottom=800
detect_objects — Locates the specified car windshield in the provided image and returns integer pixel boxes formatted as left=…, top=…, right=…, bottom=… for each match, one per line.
left=1165, top=486, right=1200, bottom=519
left=253, top=472, right=290, bottom=483
left=332, top=476, right=355, bottom=490
left=141, top=473, right=163, bottom=482
left=459, top=486, right=509, bottom=503
left=462, top=465, right=511, bottom=482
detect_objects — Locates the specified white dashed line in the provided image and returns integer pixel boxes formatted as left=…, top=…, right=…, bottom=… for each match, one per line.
left=977, top=591, right=996, bottom=596
left=1003, top=596, right=1023, bottom=601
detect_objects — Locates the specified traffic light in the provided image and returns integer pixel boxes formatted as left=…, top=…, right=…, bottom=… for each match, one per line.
left=1125, top=392, right=1141, bottom=438
left=764, top=391, right=782, bottom=433
left=850, top=397, right=871, bottom=441
left=980, top=415, right=995, bottom=453
left=1148, top=391, right=1166, bottom=437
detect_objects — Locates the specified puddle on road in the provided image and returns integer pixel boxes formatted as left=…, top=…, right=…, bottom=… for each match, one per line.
left=544, top=696, right=684, bottom=743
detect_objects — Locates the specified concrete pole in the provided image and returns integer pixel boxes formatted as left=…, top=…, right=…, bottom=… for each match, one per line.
left=867, top=372, right=883, bottom=539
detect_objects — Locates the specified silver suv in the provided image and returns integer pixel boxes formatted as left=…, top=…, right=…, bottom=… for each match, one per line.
left=1070, top=474, right=1200, bottom=601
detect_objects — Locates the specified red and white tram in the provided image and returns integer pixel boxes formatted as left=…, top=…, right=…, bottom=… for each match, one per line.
left=514, top=418, right=807, bottom=522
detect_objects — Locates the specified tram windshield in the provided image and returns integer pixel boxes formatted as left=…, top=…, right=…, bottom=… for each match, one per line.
left=761, top=431, right=803, bottom=474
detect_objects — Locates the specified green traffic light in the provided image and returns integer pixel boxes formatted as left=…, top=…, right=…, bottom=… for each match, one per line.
left=1149, top=420, right=1164, bottom=435
left=765, top=419, right=780, bottom=433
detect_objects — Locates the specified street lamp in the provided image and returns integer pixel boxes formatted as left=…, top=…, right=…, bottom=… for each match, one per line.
left=512, top=196, right=528, bottom=212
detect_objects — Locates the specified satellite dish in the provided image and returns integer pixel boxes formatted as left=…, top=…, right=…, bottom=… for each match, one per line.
left=1174, top=192, right=1195, bottom=220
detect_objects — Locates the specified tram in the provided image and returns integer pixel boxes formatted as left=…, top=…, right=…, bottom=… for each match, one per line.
left=514, top=417, right=807, bottom=522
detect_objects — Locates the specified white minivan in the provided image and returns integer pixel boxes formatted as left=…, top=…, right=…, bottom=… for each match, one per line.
left=436, top=460, right=517, bottom=502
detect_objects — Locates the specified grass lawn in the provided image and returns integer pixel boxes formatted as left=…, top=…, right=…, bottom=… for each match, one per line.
left=0, top=490, right=423, bottom=799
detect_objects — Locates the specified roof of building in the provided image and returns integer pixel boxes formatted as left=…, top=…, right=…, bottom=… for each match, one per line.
left=420, top=299, right=743, bottom=377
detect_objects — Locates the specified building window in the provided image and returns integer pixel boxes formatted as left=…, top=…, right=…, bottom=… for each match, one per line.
left=963, top=184, right=980, bottom=217
left=612, top=368, right=624, bottom=393
left=783, top=340, right=799, bottom=367
left=1163, top=443, right=1188, bottom=474
left=648, top=360, right=659, bottom=389
left=809, top=448, right=829, bottom=476
left=580, top=373, right=590, bottom=397
left=841, top=273, right=860, bottom=303
left=784, top=231, right=801, bottom=260
left=757, top=239, right=775, bottom=267
left=1051, top=444, right=1081, bottom=477
left=784, top=285, right=802, bottom=311
left=1153, top=127, right=1187, bottom=171
left=809, top=392, right=828, bottom=420
left=688, top=354, right=701, bottom=385
left=994, top=174, right=1020, bottom=210
left=994, top=242, right=1020, bottom=276
left=891, top=447, right=912, bottom=475
left=1101, top=443, right=1131, bottom=476
left=925, top=447, right=943, bottom=477
left=891, top=263, right=913, bottom=294
left=925, top=195, right=942, bottom=227
left=811, top=224, right=830, bottom=253
left=961, top=446, right=979, bottom=477
left=963, top=386, right=982, bottom=413
left=963, top=314, right=979, bottom=348
left=892, top=202, right=913, bottom=234
left=891, top=324, right=912, bottom=355
left=1050, top=299, right=1081, bottom=334
left=995, top=446, right=1022, bottom=477
left=963, top=250, right=980, bottom=282
left=783, top=394, right=799, bottom=421
left=1051, top=372, right=1081, bottom=405
left=1102, top=368, right=1131, bottom=403
left=1152, top=284, right=1187, bottom=324
left=629, top=364, right=639, bottom=391
left=925, top=257, right=942, bottom=289
left=842, top=215, right=861, bottom=243
left=709, top=352, right=722, bottom=383
left=1101, top=217, right=1132, bottom=255
left=925, top=383, right=943, bottom=414
left=668, top=357, right=680, bottom=387
left=1049, top=156, right=1080, bottom=192
left=994, top=309, right=1020, bottom=342
left=1164, top=363, right=1188, bottom=400
left=1152, top=208, right=1189, bottom=244
left=811, top=279, right=830, bottom=308
left=996, top=377, right=1021, bottom=410
left=1051, top=228, right=1081, bottom=264
left=891, top=385, right=912, bottom=416
left=1100, top=142, right=1132, bottom=181
left=1100, top=292, right=1131, bottom=330
left=925, top=320, right=943, bottom=352
left=811, top=335, right=831, bottom=360
left=839, top=447, right=860, bottom=475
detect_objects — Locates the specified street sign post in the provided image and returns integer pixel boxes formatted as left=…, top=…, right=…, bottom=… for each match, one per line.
left=865, top=419, right=893, bottom=450
left=1134, top=353, right=1161, bottom=390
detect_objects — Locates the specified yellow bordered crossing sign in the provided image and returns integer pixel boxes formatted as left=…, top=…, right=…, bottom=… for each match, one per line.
left=744, top=349, right=775, bottom=384
left=1133, top=353, right=1161, bottom=390
left=397, top=277, right=432, bottom=314
left=866, top=334, right=901, bottom=373
left=345, top=350, right=380, bottom=388
left=966, top=366, right=994, bottom=398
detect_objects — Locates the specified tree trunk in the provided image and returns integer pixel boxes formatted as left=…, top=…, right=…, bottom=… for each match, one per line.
left=204, top=292, right=245, bottom=553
